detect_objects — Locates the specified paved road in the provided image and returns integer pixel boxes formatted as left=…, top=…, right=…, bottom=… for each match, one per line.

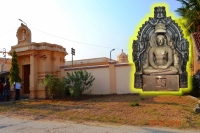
left=0, top=115, right=200, bottom=133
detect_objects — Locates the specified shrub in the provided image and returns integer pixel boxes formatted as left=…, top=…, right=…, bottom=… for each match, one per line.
left=140, top=96, right=144, bottom=100
left=64, top=70, right=95, bottom=99
left=130, top=101, right=140, bottom=107
left=40, top=74, right=66, bottom=100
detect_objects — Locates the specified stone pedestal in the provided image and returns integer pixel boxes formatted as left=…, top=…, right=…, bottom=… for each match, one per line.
left=143, top=75, right=179, bottom=91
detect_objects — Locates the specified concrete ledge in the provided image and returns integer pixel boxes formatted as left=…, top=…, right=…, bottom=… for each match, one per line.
left=64, top=65, right=109, bottom=71
left=115, top=63, right=132, bottom=67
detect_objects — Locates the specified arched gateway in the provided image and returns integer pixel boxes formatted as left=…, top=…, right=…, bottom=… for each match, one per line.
left=9, top=23, right=67, bottom=99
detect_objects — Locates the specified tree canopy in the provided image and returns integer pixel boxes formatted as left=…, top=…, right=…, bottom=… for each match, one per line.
left=9, top=50, right=22, bottom=85
left=176, top=0, right=200, bottom=33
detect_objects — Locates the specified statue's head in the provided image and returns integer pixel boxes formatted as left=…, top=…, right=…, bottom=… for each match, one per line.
left=156, top=35, right=165, bottom=46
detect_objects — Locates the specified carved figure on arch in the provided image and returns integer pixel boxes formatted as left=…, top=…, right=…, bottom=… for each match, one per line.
left=16, top=23, right=31, bottom=44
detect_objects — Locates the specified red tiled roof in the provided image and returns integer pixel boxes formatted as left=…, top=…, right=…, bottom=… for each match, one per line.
left=192, top=32, right=200, bottom=55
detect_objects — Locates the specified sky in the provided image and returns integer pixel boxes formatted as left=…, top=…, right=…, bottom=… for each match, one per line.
left=0, top=0, right=182, bottom=61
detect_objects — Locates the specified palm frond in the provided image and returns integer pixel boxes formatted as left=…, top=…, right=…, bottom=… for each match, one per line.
left=176, top=0, right=200, bottom=33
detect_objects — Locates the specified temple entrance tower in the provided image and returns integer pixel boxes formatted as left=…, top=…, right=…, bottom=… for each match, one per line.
left=9, top=23, right=67, bottom=99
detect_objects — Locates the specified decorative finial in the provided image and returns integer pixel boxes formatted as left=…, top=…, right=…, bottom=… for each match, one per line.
left=154, top=6, right=166, bottom=19
left=155, top=22, right=166, bottom=33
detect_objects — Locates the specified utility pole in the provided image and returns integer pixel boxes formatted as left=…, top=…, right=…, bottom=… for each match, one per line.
left=71, top=48, right=75, bottom=68
left=110, top=49, right=115, bottom=61
left=3, top=48, right=6, bottom=62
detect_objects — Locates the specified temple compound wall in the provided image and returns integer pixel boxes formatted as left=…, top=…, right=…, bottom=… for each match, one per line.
left=0, top=58, right=11, bottom=83
left=60, top=62, right=133, bottom=95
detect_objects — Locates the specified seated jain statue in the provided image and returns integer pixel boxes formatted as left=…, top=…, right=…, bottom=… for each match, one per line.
left=143, top=34, right=178, bottom=75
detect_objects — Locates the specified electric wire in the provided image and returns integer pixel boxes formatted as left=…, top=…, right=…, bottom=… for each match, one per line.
left=0, top=28, right=16, bottom=37
left=30, top=26, right=128, bottom=50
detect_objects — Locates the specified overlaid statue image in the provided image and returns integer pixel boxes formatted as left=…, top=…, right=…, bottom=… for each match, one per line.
left=132, top=6, right=189, bottom=90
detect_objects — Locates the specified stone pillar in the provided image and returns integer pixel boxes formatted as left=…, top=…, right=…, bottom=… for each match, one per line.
left=29, top=55, right=38, bottom=99
left=109, top=61, right=116, bottom=94
left=37, top=52, right=49, bottom=99
left=19, top=58, right=23, bottom=97
left=57, top=70, right=61, bottom=79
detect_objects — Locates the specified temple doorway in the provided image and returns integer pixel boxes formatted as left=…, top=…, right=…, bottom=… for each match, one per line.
left=23, top=64, right=30, bottom=94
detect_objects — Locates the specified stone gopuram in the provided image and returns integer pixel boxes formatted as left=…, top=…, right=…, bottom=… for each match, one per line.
left=117, top=50, right=128, bottom=63
left=9, top=23, right=67, bottom=99
left=132, top=6, right=189, bottom=91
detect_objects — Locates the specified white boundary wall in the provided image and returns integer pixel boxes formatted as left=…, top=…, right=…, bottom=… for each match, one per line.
left=62, top=63, right=134, bottom=95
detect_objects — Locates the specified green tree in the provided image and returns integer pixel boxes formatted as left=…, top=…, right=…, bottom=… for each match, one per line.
left=40, top=74, right=66, bottom=100
left=10, top=50, right=22, bottom=102
left=10, top=50, right=22, bottom=85
left=176, top=0, right=200, bottom=33
left=64, top=70, right=95, bottom=99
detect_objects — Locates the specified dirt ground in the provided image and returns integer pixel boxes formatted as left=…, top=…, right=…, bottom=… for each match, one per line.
left=1, top=115, right=200, bottom=133
left=0, top=94, right=200, bottom=130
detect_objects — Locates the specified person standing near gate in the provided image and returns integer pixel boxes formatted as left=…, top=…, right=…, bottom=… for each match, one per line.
left=0, top=81, right=3, bottom=101
left=15, top=82, right=21, bottom=100
left=3, top=79, right=10, bottom=101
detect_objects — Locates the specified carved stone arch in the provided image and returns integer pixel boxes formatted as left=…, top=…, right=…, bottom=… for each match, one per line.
left=138, top=22, right=155, bottom=42
left=136, top=17, right=185, bottom=49
left=168, top=21, right=184, bottom=41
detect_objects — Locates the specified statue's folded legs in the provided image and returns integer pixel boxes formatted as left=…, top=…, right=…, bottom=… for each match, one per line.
left=143, top=66, right=178, bottom=75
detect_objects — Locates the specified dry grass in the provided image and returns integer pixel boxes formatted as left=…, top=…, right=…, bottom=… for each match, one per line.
left=0, top=94, right=200, bottom=129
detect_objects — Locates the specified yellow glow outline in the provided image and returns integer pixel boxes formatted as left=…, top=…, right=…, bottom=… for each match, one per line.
left=128, top=3, right=193, bottom=96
